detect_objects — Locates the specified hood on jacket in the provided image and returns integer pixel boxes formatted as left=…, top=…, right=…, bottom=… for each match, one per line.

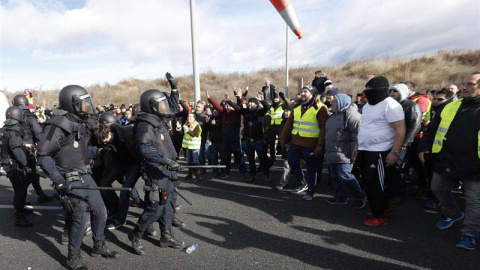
left=392, top=83, right=409, bottom=101
left=334, top=94, right=352, bottom=112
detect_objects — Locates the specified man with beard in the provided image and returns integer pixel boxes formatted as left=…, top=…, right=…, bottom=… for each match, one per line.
left=418, top=72, right=480, bottom=250
left=352, top=77, right=405, bottom=226
left=241, top=95, right=271, bottom=183
left=279, top=85, right=329, bottom=201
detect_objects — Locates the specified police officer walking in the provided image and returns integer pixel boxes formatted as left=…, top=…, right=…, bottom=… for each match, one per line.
left=2, top=106, right=33, bottom=227
left=37, top=85, right=118, bottom=270
left=129, top=73, right=185, bottom=255
left=12, top=94, right=54, bottom=203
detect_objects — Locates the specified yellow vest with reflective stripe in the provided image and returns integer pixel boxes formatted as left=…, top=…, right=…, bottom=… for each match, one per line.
left=292, top=103, right=322, bottom=138
left=268, top=106, right=284, bottom=125
left=432, top=100, right=480, bottom=158
left=182, top=122, right=202, bottom=150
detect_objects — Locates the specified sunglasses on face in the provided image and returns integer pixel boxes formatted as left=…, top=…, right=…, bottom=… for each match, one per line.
left=433, top=97, right=446, bottom=101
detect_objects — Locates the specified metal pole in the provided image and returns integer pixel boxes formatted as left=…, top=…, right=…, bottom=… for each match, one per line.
left=298, top=78, right=304, bottom=92
left=285, top=24, right=289, bottom=98
left=190, top=0, right=200, bottom=103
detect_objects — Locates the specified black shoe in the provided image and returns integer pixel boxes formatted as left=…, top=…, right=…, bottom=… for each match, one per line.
left=172, top=215, right=186, bottom=228
left=246, top=175, right=256, bottom=183
left=159, top=230, right=185, bottom=249
left=92, top=240, right=119, bottom=258
left=37, top=194, right=54, bottom=204
left=66, top=250, right=88, bottom=270
left=21, top=207, right=34, bottom=215
left=128, top=231, right=145, bottom=256
left=14, top=211, right=33, bottom=227
left=145, top=224, right=158, bottom=237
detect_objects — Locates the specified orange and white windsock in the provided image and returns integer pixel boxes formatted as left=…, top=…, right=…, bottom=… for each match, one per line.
left=269, top=0, right=303, bottom=39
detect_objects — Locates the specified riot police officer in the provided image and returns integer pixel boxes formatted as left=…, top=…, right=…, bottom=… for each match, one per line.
left=129, top=73, right=185, bottom=255
left=2, top=106, right=33, bottom=227
left=37, top=85, right=118, bottom=270
left=12, top=95, right=54, bottom=203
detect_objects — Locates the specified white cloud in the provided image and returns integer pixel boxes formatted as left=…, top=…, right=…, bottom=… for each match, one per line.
left=0, top=0, right=478, bottom=91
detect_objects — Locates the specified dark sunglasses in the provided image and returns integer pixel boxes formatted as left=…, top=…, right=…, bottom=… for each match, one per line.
left=433, top=97, right=446, bottom=101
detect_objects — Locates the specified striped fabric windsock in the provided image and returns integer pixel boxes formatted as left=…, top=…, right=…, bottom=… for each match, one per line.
left=269, top=0, right=303, bottom=39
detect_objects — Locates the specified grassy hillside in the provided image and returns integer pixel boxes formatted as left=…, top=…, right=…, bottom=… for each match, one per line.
left=4, top=50, right=479, bottom=108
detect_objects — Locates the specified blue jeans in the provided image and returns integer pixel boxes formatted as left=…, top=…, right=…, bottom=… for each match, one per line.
left=431, top=172, right=480, bottom=233
left=287, top=144, right=323, bottom=191
left=329, top=163, right=365, bottom=202
left=244, top=139, right=269, bottom=177
left=186, top=149, right=200, bottom=165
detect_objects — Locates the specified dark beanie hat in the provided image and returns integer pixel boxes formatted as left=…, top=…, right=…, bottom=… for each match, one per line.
left=302, top=85, right=318, bottom=96
left=365, top=76, right=389, bottom=89
left=248, top=97, right=260, bottom=106
left=326, top=88, right=340, bottom=96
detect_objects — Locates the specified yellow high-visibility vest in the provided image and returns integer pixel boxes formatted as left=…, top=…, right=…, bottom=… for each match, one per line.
left=292, top=103, right=322, bottom=138
left=432, top=99, right=480, bottom=158
left=268, top=106, right=284, bottom=125
left=182, top=122, right=202, bottom=150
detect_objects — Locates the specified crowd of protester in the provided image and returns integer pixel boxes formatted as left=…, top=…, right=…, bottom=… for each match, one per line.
left=4, top=70, right=480, bottom=252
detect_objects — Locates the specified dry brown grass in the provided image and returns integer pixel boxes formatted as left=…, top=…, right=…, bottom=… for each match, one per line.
left=2, top=50, right=479, bottom=107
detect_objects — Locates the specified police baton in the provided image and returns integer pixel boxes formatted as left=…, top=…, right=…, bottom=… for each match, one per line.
left=182, top=165, right=226, bottom=169
left=175, top=189, right=192, bottom=205
left=71, top=186, right=132, bottom=191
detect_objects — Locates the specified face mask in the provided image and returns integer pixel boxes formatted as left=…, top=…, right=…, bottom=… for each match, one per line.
left=364, top=88, right=388, bottom=105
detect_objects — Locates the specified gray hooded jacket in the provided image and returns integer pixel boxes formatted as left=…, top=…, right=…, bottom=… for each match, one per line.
left=324, top=96, right=361, bottom=164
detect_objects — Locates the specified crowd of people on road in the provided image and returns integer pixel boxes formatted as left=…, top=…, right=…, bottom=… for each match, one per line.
left=0, top=70, right=479, bottom=269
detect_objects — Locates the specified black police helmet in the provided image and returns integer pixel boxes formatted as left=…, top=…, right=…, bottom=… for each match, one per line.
left=59, top=85, right=94, bottom=115
left=139, top=89, right=171, bottom=117
left=12, top=95, right=30, bottom=110
left=5, top=106, right=25, bottom=122
left=98, top=112, right=117, bottom=125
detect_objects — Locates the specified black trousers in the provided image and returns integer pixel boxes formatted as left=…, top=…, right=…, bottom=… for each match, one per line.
left=7, top=169, right=30, bottom=211
left=357, top=150, right=397, bottom=218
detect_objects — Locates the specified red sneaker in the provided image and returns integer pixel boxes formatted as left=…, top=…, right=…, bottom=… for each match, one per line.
left=363, top=217, right=387, bottom=227
left=367, top=207, right=393, bottom=217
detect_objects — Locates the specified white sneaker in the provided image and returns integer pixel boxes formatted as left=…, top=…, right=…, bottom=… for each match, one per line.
left=292, top=184, right=308, bottom=194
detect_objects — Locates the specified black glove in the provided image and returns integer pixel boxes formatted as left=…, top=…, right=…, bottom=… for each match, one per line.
left=54, top=176, right=70, bottom=196
left=100, top=144, right=117, bottom=155
left=165, top=158, right=182, bottom=171
left=279, top=92, right=285, bottom=100
left=165, top=72, right=177, bottom=90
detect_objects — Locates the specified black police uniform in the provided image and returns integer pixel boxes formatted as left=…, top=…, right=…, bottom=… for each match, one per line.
left=129, top=85, right=184, bottom=255
left=37, top=85, right=117, bottom=270
left=3, top=117, right=32, bottom=227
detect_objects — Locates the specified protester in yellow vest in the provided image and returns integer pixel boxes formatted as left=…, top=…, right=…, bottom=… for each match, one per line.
left=418, top=71, right=480, bottom=251
left=279, top=85, right=329, bottom=201
left=266, top=91, right=289, bottom=165
left=182, top=113, right=202, bottom=181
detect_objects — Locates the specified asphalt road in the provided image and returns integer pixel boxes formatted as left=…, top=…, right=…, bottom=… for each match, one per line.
left=0, top=161, right=477, bottom=270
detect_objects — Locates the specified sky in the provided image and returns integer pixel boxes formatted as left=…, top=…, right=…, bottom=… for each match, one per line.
left=0, top=0, right=479, bottom=91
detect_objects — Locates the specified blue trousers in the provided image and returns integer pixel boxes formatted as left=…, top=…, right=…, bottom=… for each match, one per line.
left=287, top=144, right=323, bottom=191
left=329, top=163, right=365, bottom=202
left=244, top=139, right=269, bottom=177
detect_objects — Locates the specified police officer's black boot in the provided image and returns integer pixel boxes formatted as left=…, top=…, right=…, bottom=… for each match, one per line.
left=128, top=229, right=145, bottom=256
left=92, top=240, right=119, bottom=258
left=172, top=214, right=186, bottom=228
left=66, top=249, right=87, bottom=270
left=14, top=210, right=33, bottom=227
left=160, top=229, right=185, bottom=249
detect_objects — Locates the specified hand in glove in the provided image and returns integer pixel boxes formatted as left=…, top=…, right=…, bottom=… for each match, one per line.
left=279, top=92, right=285, bottom=100
left=165, top=158, right=182, bottom=171
left=54, top=176, right=70, bottom=195
left=100, top=144, right=117, bottom=155
left=165, top=72, right=177, bottom=90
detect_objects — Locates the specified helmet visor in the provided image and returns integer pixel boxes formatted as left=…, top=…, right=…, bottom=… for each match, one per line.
left=154, top=96, right=171, bottom=116
left=74, top=94, right=95, bottom=115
